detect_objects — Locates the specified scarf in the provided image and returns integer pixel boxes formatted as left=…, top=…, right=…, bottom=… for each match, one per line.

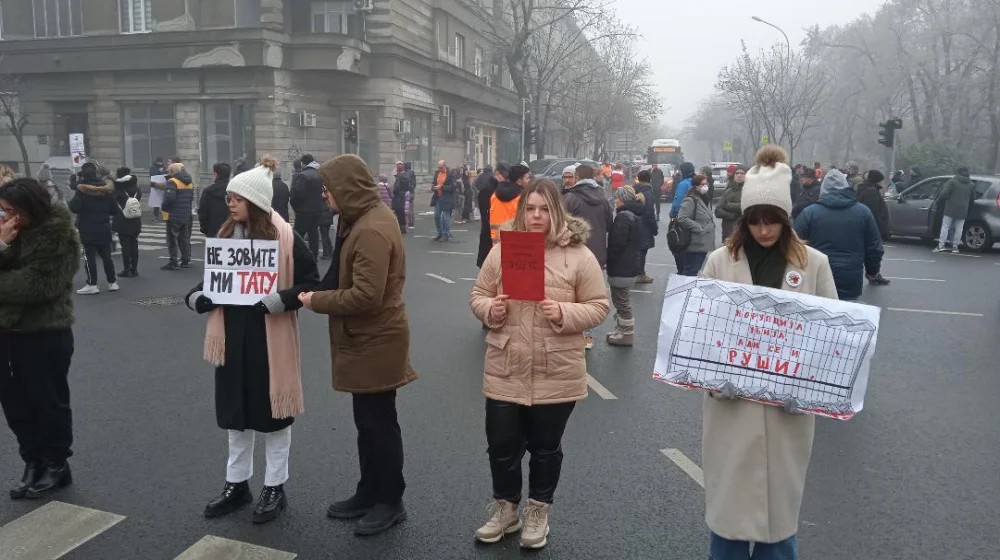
left=203, top=213, right=304, bottom=419
left=743, top=237, right=785, bottom=290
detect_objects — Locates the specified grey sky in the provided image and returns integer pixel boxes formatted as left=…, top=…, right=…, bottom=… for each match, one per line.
left=615, top=0, right=889, bottom=128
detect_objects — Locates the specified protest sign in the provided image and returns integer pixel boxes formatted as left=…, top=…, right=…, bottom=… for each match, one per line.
left=500, top=231, right=545, bottom=301
left=653, top=275, right=880, bottom=420
left=203, top=239, right=281, bottom=306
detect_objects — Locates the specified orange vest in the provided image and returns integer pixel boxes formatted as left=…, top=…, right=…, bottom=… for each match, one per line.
left=489, top=194, right=520, bottom=242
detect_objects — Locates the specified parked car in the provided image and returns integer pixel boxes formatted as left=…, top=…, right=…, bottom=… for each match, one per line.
left=536, top=158, right=600, bottom=181
left=886, top=174, right=1000, bottom=252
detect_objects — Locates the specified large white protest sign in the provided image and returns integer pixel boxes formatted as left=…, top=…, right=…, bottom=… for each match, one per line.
left=203, top=239, right=280, bottom=306
left=654, top=275, right=880, bottom=420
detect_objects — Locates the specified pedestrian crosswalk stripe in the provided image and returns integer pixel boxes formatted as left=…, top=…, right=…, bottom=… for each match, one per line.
left=174, top=535, right=296, bottom=560
left=0, top=500, right=125, bottom=559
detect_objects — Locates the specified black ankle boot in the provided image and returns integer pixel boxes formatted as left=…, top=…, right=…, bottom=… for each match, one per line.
left=252, top=484, right=287, bottom=524
left=204, top=481, right=252, bottom=518
left=327, top=493, right=374, bottom=519
left=10, top=462, right=41, bottom=499
left=24, top=461, right=71, bottom=499
left=354, top=502, right=407, bottom=536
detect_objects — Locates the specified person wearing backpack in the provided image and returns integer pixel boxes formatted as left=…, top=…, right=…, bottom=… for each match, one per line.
left=112, top=167, right=142, bottom=278
left=674, top=174, right=716, bottom=276
left=605, top=185, right=643, bottom=346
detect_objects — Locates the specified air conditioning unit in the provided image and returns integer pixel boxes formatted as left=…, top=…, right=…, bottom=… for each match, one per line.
left=441, top=104, right=451, bottom=118
left=353, top=0, right=375, bottom=12
left=467, top=126, right=477, bottom=140
left=298, top=112, right=317, bottom=128
left=402, top=119, right=412, bottom=134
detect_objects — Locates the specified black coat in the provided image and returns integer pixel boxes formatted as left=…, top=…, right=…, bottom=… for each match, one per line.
left=392, top=173, right=411, bottom=212
left=198, top=180, right=230, bottom=237
left=857, top=182, right=890, bottom=239
left=626, top=182, right=658, bottom=250
left=68, top=179, right=117, bottom=245
left=187, top=232, right=319, bottom=432
left=476, top=176, right=498, bottom=267
left=606, top=208, right=642, bottom=278
left=290, top=166, right=325, bottom=217
left=112, top=175, right=142, bottom=236
left=272, top=178, right=290, bottom=221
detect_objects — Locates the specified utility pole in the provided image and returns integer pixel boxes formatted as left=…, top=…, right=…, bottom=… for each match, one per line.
left=520, top=98, right=531, bottom=163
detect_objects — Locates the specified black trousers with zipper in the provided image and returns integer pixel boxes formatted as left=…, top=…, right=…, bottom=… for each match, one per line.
left=83, top=243, right=116, bottom=285
left=485, top=398, right=576, bottom=504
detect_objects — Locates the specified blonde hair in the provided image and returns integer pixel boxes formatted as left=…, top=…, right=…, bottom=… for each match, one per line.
left=166, top=162, right=185, bottom=175
left=513, top=179, right=567, bottom=243
left=0, top=164, right=15, bottom=185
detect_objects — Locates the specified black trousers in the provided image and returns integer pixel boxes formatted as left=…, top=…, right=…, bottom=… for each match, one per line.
left=294, top=214, right=321, bottom=257
left=166, top=220, right=191, bottom=265
left=671, top=247, right=686, bottom=272
left=353, top=391, right=405, bottom=505
left=118, top=234, right=139, bottom=272
left=83, top=243, right=116, bottom=285
left=394, top=208, right=407, bottom=232
left=319, top=224, right=334, bottom=258
left=0, top=330, right=74, bottom=464
left=639, top=248, right=649, bottom=276
left=485, top=398, right=576, bottom=504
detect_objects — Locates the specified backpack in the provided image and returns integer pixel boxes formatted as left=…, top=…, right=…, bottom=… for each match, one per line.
left=120, top=189, right=142, bottom=220
left=667, top=198, right=699, bottom=252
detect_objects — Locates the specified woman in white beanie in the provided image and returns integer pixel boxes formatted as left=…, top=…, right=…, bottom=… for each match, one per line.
left=184, top=156, right=319, bottom=524
left=698, top=145, right=838, bottom=560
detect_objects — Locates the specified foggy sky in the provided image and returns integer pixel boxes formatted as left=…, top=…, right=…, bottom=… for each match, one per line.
left=614, top=0, right=889, bottom=128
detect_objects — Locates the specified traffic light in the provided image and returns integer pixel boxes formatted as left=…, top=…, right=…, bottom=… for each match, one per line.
left=528, top=125, right=537, bottom=146
left=878, top=118, right=903, bottom=148
left=343, top=116, right=358, bottom=144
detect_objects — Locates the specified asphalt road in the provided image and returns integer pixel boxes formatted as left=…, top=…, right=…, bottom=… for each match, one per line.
left=0, top=207, right=996, bottom=560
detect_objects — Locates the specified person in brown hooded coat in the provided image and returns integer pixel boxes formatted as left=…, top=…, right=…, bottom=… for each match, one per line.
left=298, top=154, right=417, bottom=537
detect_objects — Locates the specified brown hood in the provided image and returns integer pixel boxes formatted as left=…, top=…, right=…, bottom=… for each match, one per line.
left=76, top=180, right=114, bottom=196
left=319, top=154, right=381, bottom=224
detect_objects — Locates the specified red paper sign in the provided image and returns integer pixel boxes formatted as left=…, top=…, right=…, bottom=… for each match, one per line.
left=500, top=231, right=545, bottom=301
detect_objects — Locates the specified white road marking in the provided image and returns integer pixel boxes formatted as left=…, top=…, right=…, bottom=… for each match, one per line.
left=425, top=273, right=455, bottom=284
left=646, top=262, right=676, bottom=268
left=175, top=535, right=296, bottom=560
left=886, top=258, right=935, bottom=263
left=631, top=289, right=652, bottom=294
left=660, top=448, right=705, bottom=488
left=882, top=244, right=895, bottom=248
left=0, top=501, right=125, bottom=559
left=429, top=250, right=476, bottom=256
left=450, top=229, right=469, bottom=232
left=157, top=256, right=205, bottom=262
left=888, top=307, right=984, bottom=317
left=586, top=374, right=617, bottom=400
left=459, top=277, right=478, bottom=281
left=942, top=252, right=981, bottom=258
left=413, top=235, right=432, bottom=238
left=882, top=277, right=946, bottom=282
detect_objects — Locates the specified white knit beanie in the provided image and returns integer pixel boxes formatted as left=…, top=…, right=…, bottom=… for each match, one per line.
left=226, top=158, right=275, bottom=213
left=741, top=145, right=793, bottom=216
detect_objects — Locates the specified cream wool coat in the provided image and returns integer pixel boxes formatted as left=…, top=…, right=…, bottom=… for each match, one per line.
left=699, top=244, right=838, bottom=543
left=470, top=216, right=610, bottom=406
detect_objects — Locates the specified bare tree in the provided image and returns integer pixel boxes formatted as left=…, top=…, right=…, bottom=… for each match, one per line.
left=0, top=74, right=30, bottom=177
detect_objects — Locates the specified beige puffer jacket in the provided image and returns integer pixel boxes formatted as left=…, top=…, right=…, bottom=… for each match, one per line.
left=470, top=216, right=610, bottom=406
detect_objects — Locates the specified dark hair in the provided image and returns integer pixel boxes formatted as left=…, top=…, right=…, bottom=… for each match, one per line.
left=727, top=205, right=807, bottom=269
left=170, top=156, right=182, bottom=164
left=300, top=154, right=315, bottom=165
left=637, top=169, right=651, bottom=183
left=690, top=174, right=708, bottom=188
left=217, top=203, right=278, bottom=240
left=80, top=162, right=98, bottom=179
left=213, top=162, right=232, bottom=181
left=116, top=166, right=131, bottom=179
left=509, top=164, right=530, bottom=184
left=575, top=164, right=595, bottom=180
left=0, top=178, right=53, bottom=229
left=866, top=170, right=885, bottom=184
left=495, top=162, right=511, bottom=178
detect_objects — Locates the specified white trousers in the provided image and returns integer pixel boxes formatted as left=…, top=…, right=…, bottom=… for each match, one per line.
left=226, top=427, right=291, bottom=487
left=938, top=216, right=965, bottom=247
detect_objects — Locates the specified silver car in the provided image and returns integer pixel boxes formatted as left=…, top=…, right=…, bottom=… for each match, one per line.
left=887, top=174, right=1000, bottom=252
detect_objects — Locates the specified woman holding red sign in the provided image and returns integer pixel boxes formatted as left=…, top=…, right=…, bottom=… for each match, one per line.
left=469, top=179, right=609, bottom=550
left=184, top=156, right=318, bottom=524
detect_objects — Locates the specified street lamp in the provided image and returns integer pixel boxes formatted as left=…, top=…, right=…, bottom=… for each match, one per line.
left=751, top=15, right=791, bottom=57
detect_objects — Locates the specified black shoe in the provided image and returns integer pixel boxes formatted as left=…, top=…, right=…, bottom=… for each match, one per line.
left=161, top=262, right=180, bottom=271
left=118, top=270, right=134, bottom=278
left=130, top=269, right=139, bottom=277
left=24, top=461, right=71, bottom=499
left=180, top=261, right=191, bottom=269
left=433, top=235, right=443, bottom=241
left=354, top=502, right=407, bottom=536
left=327, top=493, right=374, bottom=519
left=252, top=484, right=287, bottom=524
left=204, top=481, right=252, bottom=518
left=10, top=462, right=41, bottom=500
left=868, top=274, right=891, bottom=286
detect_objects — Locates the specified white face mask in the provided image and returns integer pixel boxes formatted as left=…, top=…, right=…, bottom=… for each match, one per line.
left=698, top=185, right=709, bottom=194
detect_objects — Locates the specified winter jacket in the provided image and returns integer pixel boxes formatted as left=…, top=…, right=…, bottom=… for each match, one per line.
left=162, top=171, right=195, bottom=224
left=937, top=174, right=976, bottom=220
left=856, top=182, right=889, bottom=239
left=290, top=165, right=325, bottom=217
left=678, top=194, right=716, bottom=253
left=470, top=216, right=610, bottom=406
left=562, top=179, right=613, bottom=267
left=632, top=182, right=659, bottom=248
left=272, top=178, right=291, bottom=221
left=794, top=187, right=884, bottom=300
left=313, top=155, right=418, bottom=394
left=68, top=179, right=117, bottom=245
left=489, top=181, right=521, bottom=242
left=606, top=208, right=642, bottom=279
left=792, top=184, right=821, bottom=219
left=198, top=179, right=229, bottom=237
left=715, top=182, right=744, bottom=240
left=699, top=244, right=838, bottom=544
left=650, top=168, right=665, bottom=192
left=392, top=173, right=412, bottom=212
left=670, top=162, right=697, bottom=217
left=435, top=171, right=458, bottom=212
left=0, top=204, right=81, bottom=332
left=112, top=175, right=142, bottom=237
left=477, top=176, right=498, bottom=267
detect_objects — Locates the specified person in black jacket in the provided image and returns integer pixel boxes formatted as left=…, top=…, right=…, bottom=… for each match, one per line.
left=161, top=163, right=196, bottom=270
left=650, top=164, right=665, bottom=220
left=856, top=170, right=890, bottom=241
left=112, top=167, right=142, bottom=277
left=199, top=163, right=231, bottom=238
left=69, top=163, right=118, bottom=294
left=476, top=164, right=498, bottom=268
left=460, top=165, right=474, bottom=222
left=605, top=185, right=643, bottom=347
left=791, top=167, right=821, bottom=220
left=290, top=154, right=325, bottom=257
left=628, top=170, right=659, bottom=283
left=391, top=162, right=411, bottom=233
left=272, top=169, right=290, bottom=222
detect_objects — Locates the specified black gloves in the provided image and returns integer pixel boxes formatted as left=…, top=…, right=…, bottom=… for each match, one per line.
left=195, top=295, right=217, bottom=314
left=253, top=301, right=271, bottom=314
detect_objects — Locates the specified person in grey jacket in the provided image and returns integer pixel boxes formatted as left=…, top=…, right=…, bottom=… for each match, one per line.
left=677, top=174, right=716, bottom=276
left=562, top=165, right=613, bottom=268
left=715, top=165, right=746, bottom=240
left=933, top=167, right=976, bottom=253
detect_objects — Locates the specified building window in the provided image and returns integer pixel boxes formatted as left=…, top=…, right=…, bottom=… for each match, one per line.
left=340, top=109, right=378, bottom=172
left=33, top=0, right=84, bottom=38
left=119, top=0, right=151, bottom=33
left=311, top=1, right=348, bottom=33
left=0, top=2, right=5, bottom=40
left=122, top=104, right=177, bottom=170
left=403, top=110, right=431, bottom=175
left=474, top=46, right=483, bottom=77
left=453, top=34, right=465, bottom=68
left=203, top=102, right=255, bottom=166
left=235, top=0, right=261, bottom=28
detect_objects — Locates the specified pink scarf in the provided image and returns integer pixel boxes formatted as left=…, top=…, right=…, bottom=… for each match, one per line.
left=202, top=213, right=304, bottom=419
